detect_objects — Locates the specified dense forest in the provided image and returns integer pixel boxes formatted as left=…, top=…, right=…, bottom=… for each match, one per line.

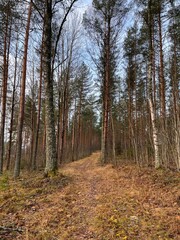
left=0, top=1, right=180, bottom=239
left=0, top=0, right=179, bottom=178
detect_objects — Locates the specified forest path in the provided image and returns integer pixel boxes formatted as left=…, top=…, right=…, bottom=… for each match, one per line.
left=0, top=152, right=179, bottom=239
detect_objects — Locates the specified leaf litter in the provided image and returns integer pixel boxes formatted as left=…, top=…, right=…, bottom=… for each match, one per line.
left=0, top=152, right=179, bottom=239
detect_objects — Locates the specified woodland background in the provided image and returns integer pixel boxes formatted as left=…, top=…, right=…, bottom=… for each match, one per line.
left=0, top=0, right=179, bottom=178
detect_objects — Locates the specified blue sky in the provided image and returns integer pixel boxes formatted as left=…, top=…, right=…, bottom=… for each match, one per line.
left=81, top=0, right=92, bottom=4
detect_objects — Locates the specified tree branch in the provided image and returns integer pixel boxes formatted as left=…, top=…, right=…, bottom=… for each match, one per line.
left=52, top=0, right=78, bottom=70
left=31, top=0, right=44, bottom=20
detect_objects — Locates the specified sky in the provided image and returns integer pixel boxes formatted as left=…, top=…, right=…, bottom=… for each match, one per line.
left=76, top=0, right=92, bottom=15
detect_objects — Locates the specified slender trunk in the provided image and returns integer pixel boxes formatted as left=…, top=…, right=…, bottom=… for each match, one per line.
left=43, top=122, right=46, bottom=162
left=71, top=100, right=76, bottom=161
left=14, top=1, right=32, bottom=178
left=77, top=91, right=82, bottom=159
left=110, top=112, right=116, bottom=164
left=56, top=83, right=61, bottom=162
left=59, top=43, right=73, bottom=163
left=29, top=65, right=36, bottom=167
left=158, top=7, right=167, bottom=166
left=101, top=17, right=111, bottom=164
left=0, top=17, right=10, bottom=174
left=148, top=0, right=160, bottom=169
left=158, top=9, right=166, bottom=123
left=56, top=64, right=61, bottom=163
left=128, top=79, right=133, bottom=158
left=152, top=22, right=156, bottom=117
left=148, top=98, right=160, bottom=168
left=59, top=76, right=68, bottom=163
left=171, top=1, right=180, bottom=170
left=6, top=33, right=19, bottom=170
left=102, top=71, right=109, bottom=163
left=57, top=39, right=64, bottom=164
left=134, top=53, right=139, bottom=165
left=32, top=28, right=44, bottom=170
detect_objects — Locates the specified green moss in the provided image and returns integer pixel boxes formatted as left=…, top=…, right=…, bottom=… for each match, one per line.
left=0, top=173, right=9, bottom=191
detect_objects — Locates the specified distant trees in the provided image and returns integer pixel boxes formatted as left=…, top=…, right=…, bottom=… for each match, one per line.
left=84, top=0, right=128, bottom=164
left=71, top=63, right=96, bottom=161
left=117, top=0, right=180, bottom=170
left=83, top=0, right=179, bottom=170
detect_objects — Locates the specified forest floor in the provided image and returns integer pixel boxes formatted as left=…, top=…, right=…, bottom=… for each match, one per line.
left=0, top=152, right=179, bottom=240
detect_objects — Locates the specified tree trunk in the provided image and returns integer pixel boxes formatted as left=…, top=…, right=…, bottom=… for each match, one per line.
left=71, top=100, right=76, bottom=161
left=147, top=0, right=160, bottom=169
left=6, top=32, right=18, bottom=170
left=101, top=17, right=111, bottom=164
left=59, top=42, right=73, bottom=164
left=0, top=17, right=11, bottom=174
left=29, top=65, right=36, bottom=168
left=44, top=0, right=57, bottom=176
left=14, top=1, right=32, bottom=178
left=110, top=112, right=116, bottom=164
left=32, top=28, right=44, bottom=170
left=148, top=98, right=160, bottom=168
left=158, top=8, right=166, bottom=123
left=170, top=1, right=180, bottom=170
left=59, top=74, right=68, bottom=163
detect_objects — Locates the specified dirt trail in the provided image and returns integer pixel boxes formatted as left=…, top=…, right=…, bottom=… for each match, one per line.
left=0, top=152, right=179, bottom=239
left=59, top=152, right=118, bottom=239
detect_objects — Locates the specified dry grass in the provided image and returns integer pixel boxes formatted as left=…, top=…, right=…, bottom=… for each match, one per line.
left=0, top=152, right=179, bottom=239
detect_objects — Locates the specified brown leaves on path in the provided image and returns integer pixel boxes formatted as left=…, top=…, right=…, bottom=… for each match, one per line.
left=0, top=152, right=179, bottom=239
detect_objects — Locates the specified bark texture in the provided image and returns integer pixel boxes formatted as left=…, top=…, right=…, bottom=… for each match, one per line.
left=44, top=0, right=57, bottom=176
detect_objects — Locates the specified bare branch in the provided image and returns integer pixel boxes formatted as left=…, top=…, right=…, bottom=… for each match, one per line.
left=52, top=0, right=78, bottom=70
